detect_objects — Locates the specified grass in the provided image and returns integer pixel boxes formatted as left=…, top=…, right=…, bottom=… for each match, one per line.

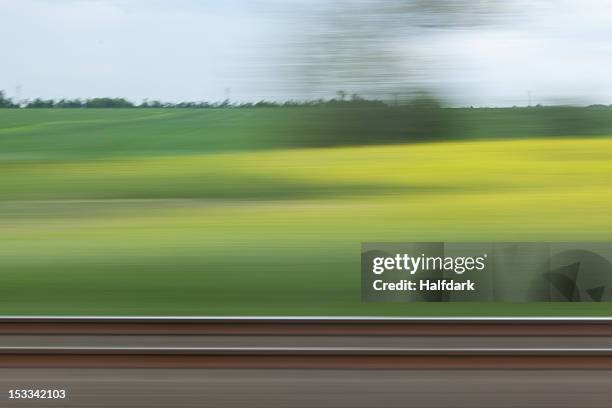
left=3, top=106, right=612, bottom=160
left=2, top=111, right=612, bottom=316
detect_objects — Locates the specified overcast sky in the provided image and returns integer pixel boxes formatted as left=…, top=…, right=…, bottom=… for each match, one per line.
left=2, top=0, right=612, bottom=106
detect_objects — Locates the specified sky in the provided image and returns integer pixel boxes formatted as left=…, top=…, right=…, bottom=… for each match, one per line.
left=2, top=0, right=612, bottom=106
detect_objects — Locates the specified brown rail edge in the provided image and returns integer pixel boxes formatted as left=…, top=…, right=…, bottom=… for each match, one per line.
left=2, top=317, right=612, bottom=336
left=2, top=354, right=612, bottom=369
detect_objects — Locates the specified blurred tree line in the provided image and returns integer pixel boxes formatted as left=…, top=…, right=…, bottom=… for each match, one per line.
left=3, top=89, right=612, bottom=147
left=0, top=90, right=388, bottom=109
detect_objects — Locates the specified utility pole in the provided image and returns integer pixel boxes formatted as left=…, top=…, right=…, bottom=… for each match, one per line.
left=527, top=90, right=532, bottom=107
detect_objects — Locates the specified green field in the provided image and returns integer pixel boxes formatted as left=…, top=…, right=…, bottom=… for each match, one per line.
left=2, top=108, right=612, bottom=315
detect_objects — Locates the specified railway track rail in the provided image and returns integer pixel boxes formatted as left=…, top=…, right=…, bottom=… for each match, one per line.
left=1, top=317, right=612, bottom=369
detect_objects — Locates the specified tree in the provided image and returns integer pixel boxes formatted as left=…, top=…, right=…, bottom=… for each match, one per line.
left=85, top=98, right=134, bottom=108
left=55, top=99, right=83, bottom=108
left=26, top=98, right=54, bottom=108
left=0, top=90, right=16, bottom=108
left=291, top=1, right=516, bottom=98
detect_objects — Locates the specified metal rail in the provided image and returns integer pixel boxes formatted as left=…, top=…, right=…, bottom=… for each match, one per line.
left=1, top=317, right=611, bottom=368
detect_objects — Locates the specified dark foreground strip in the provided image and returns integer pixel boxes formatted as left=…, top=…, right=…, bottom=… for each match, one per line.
left=2, top=318, right=612, bottom=336
left=1, top=354, right=612, bottom=369
left=1, top=318, right=611, bottom=369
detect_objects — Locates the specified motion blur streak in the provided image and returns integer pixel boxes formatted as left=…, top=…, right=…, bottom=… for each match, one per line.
left=2, top=335, right=612, bottom=350
left=3, top=369, right=612, bottom=408
left=3, top=1, right=612, bottom=317
left=3, top=124, right=612, bottom=316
